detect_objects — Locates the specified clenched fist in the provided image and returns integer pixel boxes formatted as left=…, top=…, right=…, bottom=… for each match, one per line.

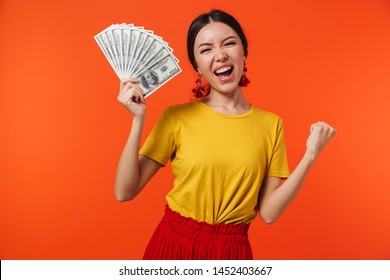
left=306, top=121, right=336, bottom=160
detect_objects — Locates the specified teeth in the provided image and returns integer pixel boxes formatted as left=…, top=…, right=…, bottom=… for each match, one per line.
left=215, top=66, right=232, bottom=74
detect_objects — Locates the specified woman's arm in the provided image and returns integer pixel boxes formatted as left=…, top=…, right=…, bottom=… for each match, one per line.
left=114, top=78, right=162, bottom=202
left=258, top=121, right=336, bottom=224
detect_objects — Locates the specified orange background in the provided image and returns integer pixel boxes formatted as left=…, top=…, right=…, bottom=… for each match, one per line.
left=1, top=0, right=390, bottom=259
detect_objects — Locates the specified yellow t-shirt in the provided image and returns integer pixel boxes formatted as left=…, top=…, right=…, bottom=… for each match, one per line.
left=140, top=101, right=290, bottom=224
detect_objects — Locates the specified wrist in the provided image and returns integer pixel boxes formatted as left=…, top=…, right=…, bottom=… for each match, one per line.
left=303, top=150, right=318, bottom=166
left=132, top=115, right=146, bottom=125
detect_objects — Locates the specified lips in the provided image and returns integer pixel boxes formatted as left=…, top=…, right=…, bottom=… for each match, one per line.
left=214, top=65, right=234, bottom=81
left=215, top=66, right=232, bottom=74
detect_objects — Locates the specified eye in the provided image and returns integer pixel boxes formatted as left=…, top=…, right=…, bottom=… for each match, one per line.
left=224, top=41, right=236, bottom=47
left=200, top=48, right=211, bottom=54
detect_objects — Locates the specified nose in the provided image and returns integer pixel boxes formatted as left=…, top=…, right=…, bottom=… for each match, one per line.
left=215, top=48, right=227, bottom=62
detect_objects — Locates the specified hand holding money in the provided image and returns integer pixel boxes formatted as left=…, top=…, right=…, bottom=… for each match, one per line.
left=94, top=23, right=182, bottom=98
left=118, top=78, right=146, bottom=118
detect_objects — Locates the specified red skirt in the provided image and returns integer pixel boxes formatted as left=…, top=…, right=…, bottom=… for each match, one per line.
left=143, top=206, right=253, bottom=260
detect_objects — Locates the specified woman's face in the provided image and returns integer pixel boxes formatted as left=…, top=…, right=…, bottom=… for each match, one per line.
left=194, top=21, right=245, bottom=95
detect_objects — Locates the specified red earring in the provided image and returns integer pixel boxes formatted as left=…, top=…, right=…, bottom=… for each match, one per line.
left=239, top=64, right=250, bottom=87
left=192, top=73, right=207, bottom=98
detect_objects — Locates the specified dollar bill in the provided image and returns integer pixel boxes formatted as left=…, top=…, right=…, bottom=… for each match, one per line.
left=94, top=23, right=181, bottom=90
left=136, top=53, right=181, bottom=97
left=132, top=39, right=172, bottom=77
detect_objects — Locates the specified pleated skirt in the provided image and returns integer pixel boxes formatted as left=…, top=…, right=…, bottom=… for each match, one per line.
left=143, top=205, right=253, bottom=260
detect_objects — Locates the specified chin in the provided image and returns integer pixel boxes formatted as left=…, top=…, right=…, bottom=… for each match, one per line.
left=212, top=83, right=240, bottom=95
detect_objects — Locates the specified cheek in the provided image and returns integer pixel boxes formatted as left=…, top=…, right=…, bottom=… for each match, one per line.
left=194, top=55, right=211, bottom=74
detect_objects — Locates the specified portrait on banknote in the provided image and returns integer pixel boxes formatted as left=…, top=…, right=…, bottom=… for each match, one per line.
left=140, top=70, right=159, bottom=89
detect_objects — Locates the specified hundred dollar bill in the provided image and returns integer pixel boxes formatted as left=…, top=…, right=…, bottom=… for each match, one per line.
left=128, top=31, right=153, bottom=76
left=95, top=24, right=129, bottom=79
left=136, top=53, right=181, bottom=97
left=125, top=28, right=141, bottom=77
left=132, top=40, right=174, bottom=77
left=94, top=23, right=181, bottom=93
left=121, top=28, right=131, bottom=77
left=95, top=31, right=121, bottom=78
left=110, top=27, right=124, bottom=76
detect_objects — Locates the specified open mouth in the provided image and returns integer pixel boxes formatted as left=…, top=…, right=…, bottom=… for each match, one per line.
left=214, top=66, right=234, bottom=77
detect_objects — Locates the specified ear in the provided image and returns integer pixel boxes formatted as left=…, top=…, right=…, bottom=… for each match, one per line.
left=197, top=69, right=202, bottom=76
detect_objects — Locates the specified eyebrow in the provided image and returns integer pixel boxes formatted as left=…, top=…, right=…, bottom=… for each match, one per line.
left=197, top=35, right=237, bottom=49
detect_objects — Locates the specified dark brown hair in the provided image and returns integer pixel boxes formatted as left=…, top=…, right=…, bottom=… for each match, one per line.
left=187, top=9, right=248, bottom=71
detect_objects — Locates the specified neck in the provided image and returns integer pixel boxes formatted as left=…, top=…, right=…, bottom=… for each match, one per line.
left=202, top=87, right=250, bottom=115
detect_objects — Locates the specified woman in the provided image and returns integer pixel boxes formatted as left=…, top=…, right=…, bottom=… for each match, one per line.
left=115, top=10, right=336, bottom=260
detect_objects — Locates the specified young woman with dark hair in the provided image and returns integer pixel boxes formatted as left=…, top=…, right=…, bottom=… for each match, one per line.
left=115, top=9, right=336, bottom=260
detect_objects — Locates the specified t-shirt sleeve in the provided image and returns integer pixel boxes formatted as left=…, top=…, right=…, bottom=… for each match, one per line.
left=267, top=118, right=290, bottom=178
left=139, top=108, right=176, bottom=166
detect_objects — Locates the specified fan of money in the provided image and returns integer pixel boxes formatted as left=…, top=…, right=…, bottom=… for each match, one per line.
left=94, top=23, right=182, bottom=98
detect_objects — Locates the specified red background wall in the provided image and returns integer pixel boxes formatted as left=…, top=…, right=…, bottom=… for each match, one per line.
left=1, top=0, right=389, bottom=259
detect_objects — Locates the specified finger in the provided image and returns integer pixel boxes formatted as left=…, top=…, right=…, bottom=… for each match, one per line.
left=138, top=90, right=146, bottom=103
left=319, top=122, right=336, bottom=136
left=134, top=90, right=146, bottom=104
left=119, top=77, right=140, bottom=92
left=120, top=82, right=143, bottom=100
left=132, top=93, right=140, bottom=103
left=118, top=87, right=134, bottom=104
left=310, top=121, right=335, bottom=131
left=310, top=123, right=319, bottom=133
left=129, top=84, right=146, bottom=102
left=122, top=81, right=134, bottom=93
left=328, top=127, right=337, bottom=137
left=121, top=77, right=140, bottom=84
left=119, top=86, right=137, bottom=103
left=119, top=81, right=132, bottom=96
left=311, top=123, right=336, bottom=140
left=128, top=87, right=144, bottom=104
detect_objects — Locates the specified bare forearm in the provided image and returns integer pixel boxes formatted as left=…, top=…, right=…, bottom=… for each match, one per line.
left=260, top=151, right=316, bottom=223
left=258, top=121, right=336, bottom=224
left=114, top=116, right=145, bottom=201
